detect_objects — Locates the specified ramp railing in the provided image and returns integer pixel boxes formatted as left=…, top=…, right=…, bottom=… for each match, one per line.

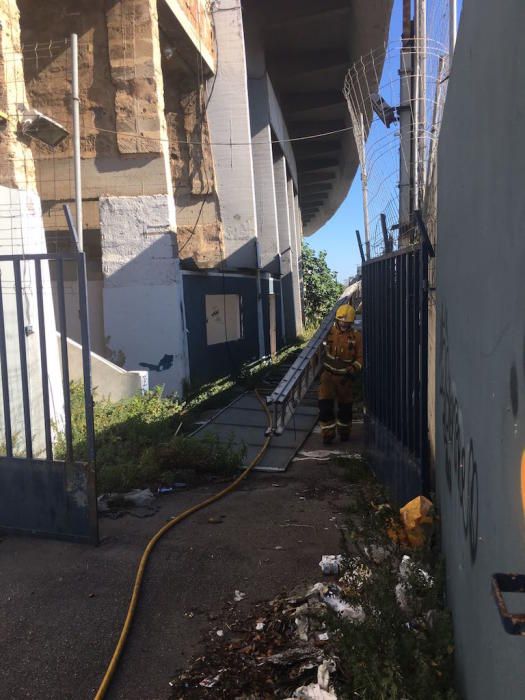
left=266, top=304, right=345, bottom=435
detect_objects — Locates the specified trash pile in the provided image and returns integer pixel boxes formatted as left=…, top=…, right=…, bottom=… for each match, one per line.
left=168, top=579, right=351, bottom=699
left=169, top=491, right=456, bottom=699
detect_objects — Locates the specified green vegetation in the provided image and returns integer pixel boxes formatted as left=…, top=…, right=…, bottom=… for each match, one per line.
left=57, top=342, right=303, bottom=494
left=56, top=383, right=246, bottom=493
left=332, top=461, right=458, bottom=700
left=302, top=241, right=344, bottom=328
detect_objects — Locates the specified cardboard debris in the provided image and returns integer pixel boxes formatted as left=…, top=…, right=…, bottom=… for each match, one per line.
left=388, top=495, right=434, bottom=548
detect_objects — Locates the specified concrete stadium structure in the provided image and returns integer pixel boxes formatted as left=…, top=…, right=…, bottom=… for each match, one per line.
left=0, top=0, right=391, bottom=396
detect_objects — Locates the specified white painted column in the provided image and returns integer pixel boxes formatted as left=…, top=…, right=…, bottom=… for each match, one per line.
left=205, top=0, right=258, bottom=271
left=286, top=180, right=303, bottom=337
left=248, top=77, right=281, bottom=275
left=100, top=195, right=187, bottom=396
left=273, top=155, right=296, bottom=341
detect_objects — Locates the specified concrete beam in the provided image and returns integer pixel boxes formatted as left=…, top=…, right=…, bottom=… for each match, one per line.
left=300, top=172, right=337, bottom=184
left=283, top=91, right=344, bottom=115
left=267, top=3, right=349, bottom=30
left=300, top=158, right=339, bottom=172
left=294, top=140, right=341, bottom=160
left=160, top=0, right=216, bottom=73
left=299, top=183, right=333, bottom=192
left=288, top=120, right=346, bottom=138
left=266, top=49, right=348, bottom=76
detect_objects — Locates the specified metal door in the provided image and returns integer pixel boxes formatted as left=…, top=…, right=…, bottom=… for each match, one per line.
left=0, top=246, right=97, bottom=543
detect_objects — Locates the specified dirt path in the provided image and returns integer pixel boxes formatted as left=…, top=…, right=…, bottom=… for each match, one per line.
left=0, top=424, right=364, bottom=700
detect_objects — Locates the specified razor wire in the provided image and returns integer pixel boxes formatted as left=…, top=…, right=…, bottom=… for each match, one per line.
left=343, top=0, right=452, bottom=259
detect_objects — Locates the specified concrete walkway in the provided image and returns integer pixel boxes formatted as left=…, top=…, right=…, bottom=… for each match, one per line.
left=0, top=424, right=364, bottom=700
left=194, top=385, right=319, bottom=472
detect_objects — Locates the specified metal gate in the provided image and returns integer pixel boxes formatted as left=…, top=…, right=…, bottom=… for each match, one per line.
left=362, top=241, right=431, bottom=503
left=0, top=232, right=98, bottom=543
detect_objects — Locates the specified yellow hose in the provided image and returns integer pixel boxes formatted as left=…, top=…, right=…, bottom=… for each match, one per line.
left=94, top=390, right=272, bottom=700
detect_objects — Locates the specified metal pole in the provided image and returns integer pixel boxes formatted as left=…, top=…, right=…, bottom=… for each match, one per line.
left=71, top=34, right=83, bottom=251
left=355, top=230, right=365, bottom=264
left=398, top=0, right=412, bottom=244
left=359, top=112, right=371, bottom=257
left=380, top=213, right=390, bottom=253
left=417, top=0, right=427, bottom=200
left=412, top=4, right=420, bottom=214
left=449, top=0, right=457, bottom=64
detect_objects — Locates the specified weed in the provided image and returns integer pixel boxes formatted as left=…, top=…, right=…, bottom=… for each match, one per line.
left=329, top=459, right=459, bottom=699
left=55, top=383, right=183, bottom=493
left=141, top=433, right=246, bottom=485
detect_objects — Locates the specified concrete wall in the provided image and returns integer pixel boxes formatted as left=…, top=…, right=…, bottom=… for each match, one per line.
left=0, top=187, right=64, bottom=456
left=0, top=2, right=64, bottom=456
left=62, top=335, right=148, bottom=402
left=100, top=195, right=187, bottom=396
left=435, top=2, right=525, bottom=697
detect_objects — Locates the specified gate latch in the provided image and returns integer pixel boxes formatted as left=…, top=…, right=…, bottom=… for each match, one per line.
left=492, top=573, right=525, bottom=635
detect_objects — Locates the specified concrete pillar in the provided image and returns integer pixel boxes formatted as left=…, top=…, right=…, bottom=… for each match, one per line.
left=294, top=193, right=305, bottom=328
left=248, top=77, right=281, bottom=275
left=286, top=179, right=303, bottom=337
left=273, top=154, right=296, bottom=341
left=100, top=195, right=187, bottom=396
left=0, top=0, right=63, bottom=454
left=100, top=0, right=188, bottom=394
left=205, top=0, right=258, bottom=270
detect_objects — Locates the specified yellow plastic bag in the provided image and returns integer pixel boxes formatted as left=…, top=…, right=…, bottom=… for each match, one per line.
left=399, top=495, right=434, bottom=548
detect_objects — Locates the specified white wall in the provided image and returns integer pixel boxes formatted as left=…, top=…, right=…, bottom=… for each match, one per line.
left=0, top=186, right=64, bottom=456
left=435, top=2, right=525, bottom=697
left=100, top=194, right=187, bottom=397
left=61, top=335, right=148, bottom=402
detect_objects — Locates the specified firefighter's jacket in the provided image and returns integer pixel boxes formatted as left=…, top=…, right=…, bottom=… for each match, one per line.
left=322, top=324, right=363, bottom=376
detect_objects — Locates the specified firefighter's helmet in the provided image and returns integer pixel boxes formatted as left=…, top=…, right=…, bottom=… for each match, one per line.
left=335, top=304, right=356, bottom=323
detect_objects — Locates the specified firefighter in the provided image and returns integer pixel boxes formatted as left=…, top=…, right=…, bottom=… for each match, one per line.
left=318, top=303, right=363, bottom=444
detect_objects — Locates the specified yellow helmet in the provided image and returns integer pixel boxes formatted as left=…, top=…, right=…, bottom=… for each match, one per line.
left=335, top=304, right=356, bottom=323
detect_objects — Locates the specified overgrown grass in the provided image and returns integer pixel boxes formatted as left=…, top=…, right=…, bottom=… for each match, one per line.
left=332, top=461, right=458, bottom=699
left=56, top=343, right=303, bottom=494
left=56, top=384, right=247, bottom=493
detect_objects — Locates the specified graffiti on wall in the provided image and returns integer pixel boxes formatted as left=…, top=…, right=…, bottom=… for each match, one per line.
left=438, top=306, right=479, bottom=562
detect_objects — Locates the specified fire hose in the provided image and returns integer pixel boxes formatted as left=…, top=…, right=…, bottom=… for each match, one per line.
left=94, top=389, right=272, bottom=699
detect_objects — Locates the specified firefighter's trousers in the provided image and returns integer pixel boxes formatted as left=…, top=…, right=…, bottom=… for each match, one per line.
left=318, top=370, right=354, bottom=440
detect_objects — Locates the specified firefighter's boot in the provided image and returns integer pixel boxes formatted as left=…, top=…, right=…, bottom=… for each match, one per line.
left=321, top=424, right=336, bottom=444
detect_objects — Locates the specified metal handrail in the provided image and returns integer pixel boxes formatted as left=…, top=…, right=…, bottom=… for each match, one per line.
left=266, top=303, right=345, bottom=435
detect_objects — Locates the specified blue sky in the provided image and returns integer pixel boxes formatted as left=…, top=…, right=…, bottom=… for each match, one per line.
left=307, top=0, right=462, bottom=284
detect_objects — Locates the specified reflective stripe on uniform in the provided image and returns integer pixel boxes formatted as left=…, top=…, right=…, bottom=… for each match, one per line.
left=323, top=363, right=347, bottom=374
left=320, top=422, right=337, bottom=430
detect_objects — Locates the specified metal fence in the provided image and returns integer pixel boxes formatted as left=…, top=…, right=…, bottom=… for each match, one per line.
left=362, top=241, right=430, bottom=503
left=0, top=242, right=98, bottom=543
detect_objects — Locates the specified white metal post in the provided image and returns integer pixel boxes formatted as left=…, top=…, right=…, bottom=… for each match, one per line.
left=71, top=34, right=83, bottom=251
left=449, top=0, right=457, bottom=63
left=416, top=0, right=427, bottom=202
left=358, top=112, right=371, bottom=259
left=398, top=0, right=412, bottom=237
